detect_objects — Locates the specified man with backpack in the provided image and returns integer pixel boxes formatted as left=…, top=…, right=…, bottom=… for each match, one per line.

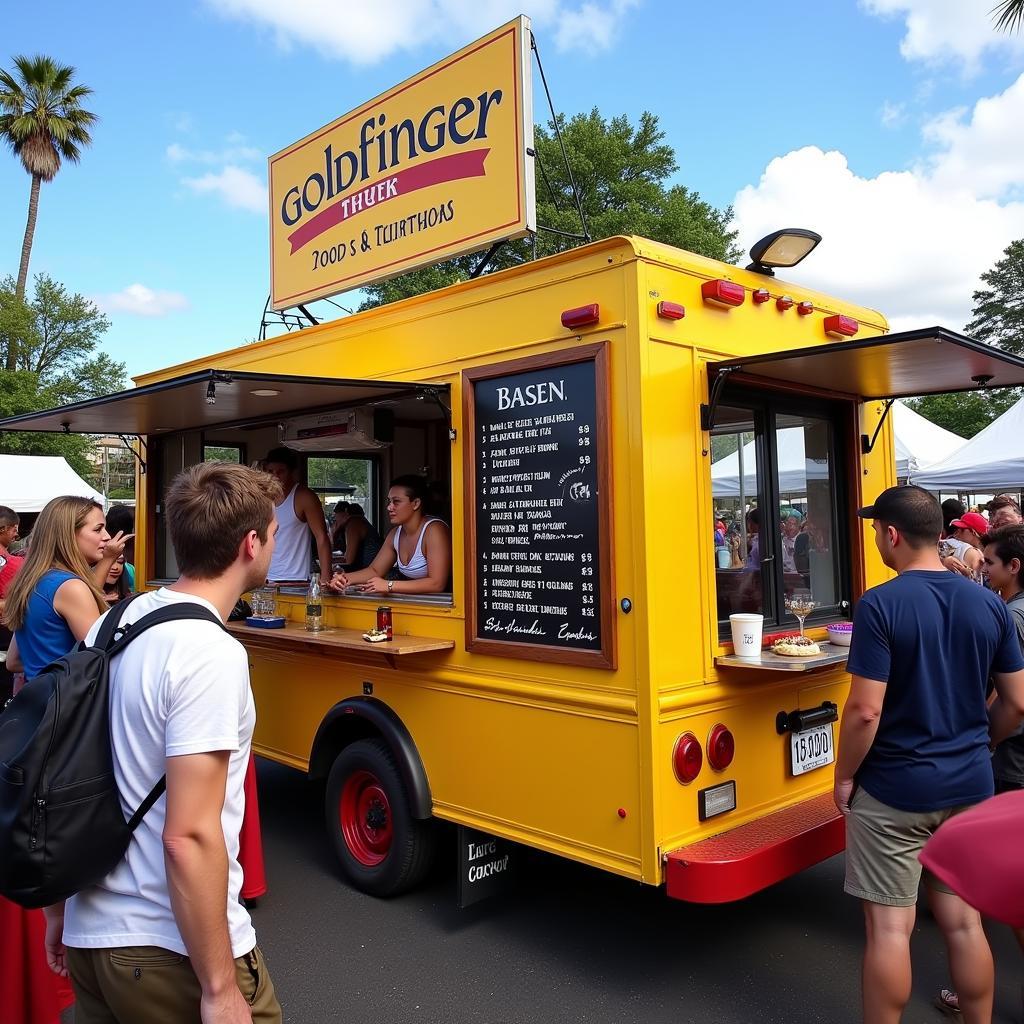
left=42, top=462, right=284, bottom=1023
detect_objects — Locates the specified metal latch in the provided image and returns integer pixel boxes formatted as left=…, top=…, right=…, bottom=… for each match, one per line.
left=776, top=700, right=838, bottom=735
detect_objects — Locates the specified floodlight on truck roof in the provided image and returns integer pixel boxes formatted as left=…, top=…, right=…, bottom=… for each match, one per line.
left=745, top=228, right=822, bottom=276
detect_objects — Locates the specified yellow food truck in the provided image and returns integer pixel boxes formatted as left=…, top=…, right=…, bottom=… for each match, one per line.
left=7, top=235, right=1024, bottom=903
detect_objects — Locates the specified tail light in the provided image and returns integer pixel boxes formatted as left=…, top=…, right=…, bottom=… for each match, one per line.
left=673, top=732, right=703, bottom=785
left=707, top=724, right=735, bottom=771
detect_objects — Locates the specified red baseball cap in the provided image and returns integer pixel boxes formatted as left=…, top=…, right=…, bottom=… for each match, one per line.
left=950, top=512, right=989, bottom=534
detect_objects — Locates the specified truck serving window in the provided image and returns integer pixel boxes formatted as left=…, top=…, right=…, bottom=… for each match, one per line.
left=711, top=395, right=849, bottom=636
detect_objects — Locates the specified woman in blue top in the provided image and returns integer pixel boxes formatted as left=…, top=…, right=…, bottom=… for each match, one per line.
left=4, top=496, right=130, bottom=680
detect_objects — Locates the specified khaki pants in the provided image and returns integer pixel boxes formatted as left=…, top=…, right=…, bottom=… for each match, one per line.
left=67, top=944, right=282, bottom=1023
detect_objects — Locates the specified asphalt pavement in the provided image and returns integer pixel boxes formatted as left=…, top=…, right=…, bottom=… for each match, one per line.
left=248, top=759, right=1024, bottom=1024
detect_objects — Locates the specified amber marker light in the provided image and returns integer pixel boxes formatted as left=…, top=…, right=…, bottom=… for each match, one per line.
left=824, top=314, right=858, bottom=338
left=560, top=304, right=600, bottom=329
left=657, top=300, right=686, bottom=320
left=701, top=280, right=745, bottom=309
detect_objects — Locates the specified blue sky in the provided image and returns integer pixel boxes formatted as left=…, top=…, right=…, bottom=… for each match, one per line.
left=3, top=0, right=1024, bottom=382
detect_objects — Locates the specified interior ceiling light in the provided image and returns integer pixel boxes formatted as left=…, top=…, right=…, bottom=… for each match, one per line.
left=746, top=228, right=822, bottom=276
left=250, top=389, right=281, bottom=397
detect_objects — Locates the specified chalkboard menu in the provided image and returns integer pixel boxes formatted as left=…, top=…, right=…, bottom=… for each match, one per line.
left=464, top=344, right=614, bottom=668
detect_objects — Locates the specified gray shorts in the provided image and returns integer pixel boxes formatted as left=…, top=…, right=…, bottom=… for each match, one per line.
left=844, top=787, right=970, bottom=907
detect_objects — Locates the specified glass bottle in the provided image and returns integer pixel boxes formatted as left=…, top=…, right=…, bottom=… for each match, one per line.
left=305, top=572, right=323, bottom=632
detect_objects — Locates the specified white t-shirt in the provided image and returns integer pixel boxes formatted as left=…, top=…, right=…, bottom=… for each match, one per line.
left=63, top=588, right=257, bottom=958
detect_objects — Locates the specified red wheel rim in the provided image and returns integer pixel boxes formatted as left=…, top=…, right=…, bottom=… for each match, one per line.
left=339, top=769, right=393, bottom=866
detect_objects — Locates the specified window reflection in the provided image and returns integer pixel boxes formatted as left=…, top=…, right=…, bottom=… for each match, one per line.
left=710, top=407, right=764, bottom=618
left=775, top=414, right=838, bottom=608
left=711, top=401, right=846, bottom=634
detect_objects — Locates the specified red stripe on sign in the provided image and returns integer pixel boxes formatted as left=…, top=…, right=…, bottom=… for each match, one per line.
left=287, top=148, right=490, bottom=254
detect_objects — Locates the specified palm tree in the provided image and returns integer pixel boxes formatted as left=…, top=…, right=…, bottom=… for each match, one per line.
left=0, top=55, right=96, bottom=369
left=993, top=0, right=1024, bottom=32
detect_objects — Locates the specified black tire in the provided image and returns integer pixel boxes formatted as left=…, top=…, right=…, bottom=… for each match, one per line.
left=325, top=738, right=437, bottom=897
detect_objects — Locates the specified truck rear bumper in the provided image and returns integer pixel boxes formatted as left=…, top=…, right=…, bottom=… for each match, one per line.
left=665, top=792, right=845, bottom=903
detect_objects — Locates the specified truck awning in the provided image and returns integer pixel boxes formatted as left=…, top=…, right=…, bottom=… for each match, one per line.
left=707, top=327, right=1024, bottom=401
left=0, top=369, right=440, bottom=436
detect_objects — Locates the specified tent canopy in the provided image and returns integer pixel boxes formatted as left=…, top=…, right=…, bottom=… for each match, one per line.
left=892, top=402, right=966, bottom=479
left=911, top=394, right=1024, bottom=491
left=0, top=454, right=105, bottom=513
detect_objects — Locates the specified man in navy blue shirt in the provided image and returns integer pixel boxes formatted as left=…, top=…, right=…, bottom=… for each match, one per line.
left=835, top=485, right=1024, bottom=1024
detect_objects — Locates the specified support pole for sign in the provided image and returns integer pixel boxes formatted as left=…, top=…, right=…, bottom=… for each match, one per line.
left=530, top=32, right=590, bottom=244
left=738, top=434, right=748, bottom=553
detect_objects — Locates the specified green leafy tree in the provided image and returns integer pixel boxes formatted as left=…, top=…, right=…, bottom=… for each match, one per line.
left=965, top=239, right=1024, bottom=356
left=908, top=239, right=1024, bottom=437
left=360, top=109, right=739, bottom=309
left=0, top=274, right=125, bottom=475
left=905, top=390, right=1018, bottom=439
left=0, top=54, right=97, bottom=368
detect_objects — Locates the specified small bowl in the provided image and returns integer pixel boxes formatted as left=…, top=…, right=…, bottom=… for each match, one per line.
left=826, top=623, right=853, bottom=647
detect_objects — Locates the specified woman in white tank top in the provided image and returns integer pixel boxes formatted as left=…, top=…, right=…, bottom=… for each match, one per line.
left=327, top=475, right=451, bottom=596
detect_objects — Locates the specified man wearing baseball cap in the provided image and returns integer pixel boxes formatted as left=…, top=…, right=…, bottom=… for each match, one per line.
left=834, top=484, right=1024, bottom=1024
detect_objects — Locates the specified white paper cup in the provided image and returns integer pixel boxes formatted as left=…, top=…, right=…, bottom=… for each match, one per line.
left=730, top=613, right=764, bottom=658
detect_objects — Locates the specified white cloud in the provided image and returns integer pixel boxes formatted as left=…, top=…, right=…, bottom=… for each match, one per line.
left=96, top=284, right=190, bottom=318
left=202, top=0, right=633, bottom=64
left=860, top=0, right=1024, bottom=68
left=732, top=74, right=1024, bottom=332
left=880, top=100, right=906, bottom=128
left=182, top=165, right=266, bottom=213
left=166, top=137, right=262, bottom=165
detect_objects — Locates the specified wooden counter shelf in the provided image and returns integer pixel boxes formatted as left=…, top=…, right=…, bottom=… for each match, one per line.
left=226, top=620, right=455, bottom=665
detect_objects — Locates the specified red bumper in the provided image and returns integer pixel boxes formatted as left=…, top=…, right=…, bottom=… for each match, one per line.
left=665, top=792, right=845, bottom=903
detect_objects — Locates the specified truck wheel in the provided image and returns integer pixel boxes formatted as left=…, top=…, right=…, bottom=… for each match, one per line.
left=325, top=738, right=436, bottom=896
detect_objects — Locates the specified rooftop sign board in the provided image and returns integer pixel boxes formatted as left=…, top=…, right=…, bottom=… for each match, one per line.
left=269, top=16, right=535, bottom=310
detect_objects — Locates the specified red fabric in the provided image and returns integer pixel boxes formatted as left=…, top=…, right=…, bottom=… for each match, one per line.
left=0, top=897, right=74, bottom=1024
left=0, top=553, right=24, bottom=597
left=920, top=790, right=1024, bottom=928
left=238, top=753, right=267, bottom=900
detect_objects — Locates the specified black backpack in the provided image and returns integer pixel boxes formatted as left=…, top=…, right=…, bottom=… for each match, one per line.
left=0, top=595, right=227, bottom=908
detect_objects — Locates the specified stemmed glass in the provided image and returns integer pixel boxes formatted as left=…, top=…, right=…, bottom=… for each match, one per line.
left=786, top=589, right=816, bottom=637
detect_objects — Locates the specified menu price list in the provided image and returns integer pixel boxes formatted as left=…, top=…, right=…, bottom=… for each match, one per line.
left=474, top=359, right=602, bottom=653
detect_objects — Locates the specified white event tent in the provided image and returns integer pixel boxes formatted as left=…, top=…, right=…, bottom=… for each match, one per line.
left=892, top=401, right=967, bottom=480
left=0, top=454, right=105, bottom=513
left=911, top=394, right=1024, bottom=492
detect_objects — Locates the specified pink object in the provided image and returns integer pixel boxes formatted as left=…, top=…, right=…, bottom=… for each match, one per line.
left=920, top=791, right=1024, bottom=928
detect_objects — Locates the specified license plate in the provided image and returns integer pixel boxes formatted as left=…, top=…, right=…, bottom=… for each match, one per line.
left=790, top=723, right=834, bottom=776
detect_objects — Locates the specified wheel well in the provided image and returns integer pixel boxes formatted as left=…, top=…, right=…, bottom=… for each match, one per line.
left=308, top=697, right=432, bottom=819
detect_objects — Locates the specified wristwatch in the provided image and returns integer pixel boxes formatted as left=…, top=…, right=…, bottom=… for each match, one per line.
left=387, top=580, right=394, bottom=593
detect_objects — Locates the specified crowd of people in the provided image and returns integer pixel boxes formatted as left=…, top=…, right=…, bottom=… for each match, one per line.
left=5, top=470, right=1024, bottom=1024
left=1, top=476, right=274, bottom=1023
left=838, top=486, right=1024, bottom=1023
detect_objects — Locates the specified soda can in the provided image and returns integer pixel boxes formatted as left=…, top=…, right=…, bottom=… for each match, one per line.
left=377, top=605, right=393, bottom=640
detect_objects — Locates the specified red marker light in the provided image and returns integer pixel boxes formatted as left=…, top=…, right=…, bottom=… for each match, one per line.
left=824, top=314, right=858, bottom=338
left=561, top=303, right=600, bottom=329
left=707, top=724, right=735, bottom=772
left=673, top=732, right=703, bottom=785
left=657, top=300, right=686, bottom=320
left=752, top=288, right=771, bottom=304
left=797, top=300, right=814, bottom=316
left=701, top=279, right=745, bottom=308
left=776, top=295, right=794, bottom=311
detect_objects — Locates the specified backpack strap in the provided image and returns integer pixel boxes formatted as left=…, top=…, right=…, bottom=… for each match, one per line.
left=93, top=591, right=149, bottom=651
left=127, top=776, right=167, bottom=832
left=105, top=602, right=229, bottom=658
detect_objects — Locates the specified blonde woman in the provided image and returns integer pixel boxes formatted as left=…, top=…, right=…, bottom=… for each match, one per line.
left=4, top=496, right=131, bottom=681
